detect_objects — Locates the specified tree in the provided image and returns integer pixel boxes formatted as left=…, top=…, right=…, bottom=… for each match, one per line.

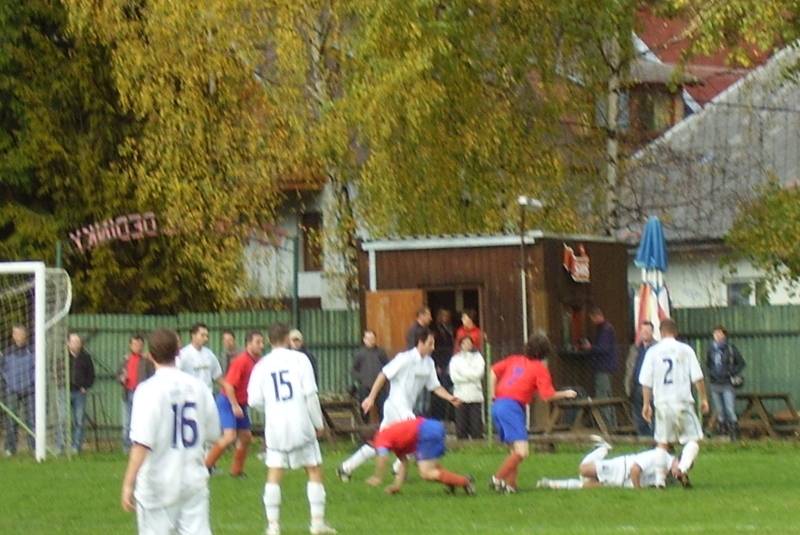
left=728, top=181, right=800, bottom=286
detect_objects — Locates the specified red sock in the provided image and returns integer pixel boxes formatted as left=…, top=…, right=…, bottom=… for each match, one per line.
left=495, top=452, right=524, bottom=481
left=230, top=446, right=248, bottom=475
left=205, top=443, right=226, bottom=469
left=437, top=469, right=469, bottom=487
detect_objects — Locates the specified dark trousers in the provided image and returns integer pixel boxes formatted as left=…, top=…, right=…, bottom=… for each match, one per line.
left=5, top=391, right=35, bottom=453
left=630, top=387, right=654, bottom=437
left=455, top=402, right=484, bottom=439
left=429, top=373, right=453, bottom=421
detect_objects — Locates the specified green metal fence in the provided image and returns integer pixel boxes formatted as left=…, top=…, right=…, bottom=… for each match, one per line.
left=673, top=305, right=800, bottom=412
left=68, top=309, right=362, bottom=445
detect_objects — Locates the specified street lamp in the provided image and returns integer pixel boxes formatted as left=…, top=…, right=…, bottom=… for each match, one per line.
left=518, top=196, right=543, bottom=343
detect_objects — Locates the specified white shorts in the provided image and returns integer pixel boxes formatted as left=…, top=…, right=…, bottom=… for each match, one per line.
left=595, top=458, right=627, bottom=488
left=136, top=486, right=210, bottom=535
left=380, top=400, right=415, bottom=430
left=654, top=404, right=703, bottom=445
left=266, top=440, right=323, bottom=469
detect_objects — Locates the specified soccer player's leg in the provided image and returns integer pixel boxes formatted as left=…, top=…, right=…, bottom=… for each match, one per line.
left=491, top=399, right=527, bottom=493
left=302, top=444, right=336, bottom=535
left=416, top=420, right=473, bottom=494
left=206, top=394, right=237, bottom=472
left=230, top=408, right=252, bottom=477
left=175, top=486, right=212, bottom=535
left=264, top=452, right=287, bottom=535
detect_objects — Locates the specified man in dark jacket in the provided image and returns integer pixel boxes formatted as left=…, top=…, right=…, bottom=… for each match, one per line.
left=350, top=330, right=389, bottom=423
left=706, top=325, right=746, bottom=439
left=65, top=333, right=95, bottom=453
left=581, top=307, right=619, bottom=428
left=2, top=325, right=35, bottom=455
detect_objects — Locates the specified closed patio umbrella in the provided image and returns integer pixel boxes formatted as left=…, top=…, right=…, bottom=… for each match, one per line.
left=633, top=216, right=670, bottom=341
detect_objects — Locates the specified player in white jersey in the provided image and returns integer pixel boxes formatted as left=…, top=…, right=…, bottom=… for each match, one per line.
left=121, top=327, right=221, bottom=535
left=537, top=436, right=678, bottom=489
left=336, top=328, right=461, bottom=481
left=177, top=322, right=223, bottom=391
left=247, top=323, right=336, bottom=535
left=639, top=318, right=708, bottom=489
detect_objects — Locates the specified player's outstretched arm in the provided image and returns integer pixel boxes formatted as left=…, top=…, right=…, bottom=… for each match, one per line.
left=121, top=443, right=149, bottom=512
left=385, top=458, right=408, bottom=495
left=432, top=385, right=461, bottom=407
left=366, top=452, right=390, bottom=487
left=362, top=372, right=387, bottom=413
left=694, top=380, right=709, bottom=414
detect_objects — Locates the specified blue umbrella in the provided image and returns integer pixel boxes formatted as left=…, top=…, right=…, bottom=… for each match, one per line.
left=633, top=216, right=670, bottom=342
left=634, top=216, right=668, bottom=273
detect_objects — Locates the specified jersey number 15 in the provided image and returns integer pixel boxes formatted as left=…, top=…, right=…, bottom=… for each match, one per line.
left=270, top=370, right=294, bottom=402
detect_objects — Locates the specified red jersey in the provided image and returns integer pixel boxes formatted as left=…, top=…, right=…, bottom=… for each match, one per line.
left=373, top=417, right=425, bottom=459
left=225, top=351, right=258, bottom=406
left=125, top=353, right=144, bottom=390
left=455, top=325, right=483, bottom=353
left=492, top=355, right=555, bottom=405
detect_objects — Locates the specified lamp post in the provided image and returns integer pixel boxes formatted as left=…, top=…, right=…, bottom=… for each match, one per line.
left=517, top=196, right=543, bottom=343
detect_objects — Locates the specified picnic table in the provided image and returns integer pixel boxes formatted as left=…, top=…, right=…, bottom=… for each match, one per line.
left=708, top=392, right=800, bottom=439
left=544, top=396, right=637, bottom=436
left=320, top=397, right=366, bottom=442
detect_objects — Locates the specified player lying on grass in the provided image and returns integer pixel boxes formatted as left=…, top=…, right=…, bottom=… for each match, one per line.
left=363, top=418, right=476, bottom=496
left=536, top=435, right=678, bottom=489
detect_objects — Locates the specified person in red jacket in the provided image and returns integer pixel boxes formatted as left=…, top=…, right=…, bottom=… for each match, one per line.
left=365, top=417, right=475, bottom=496
left=489, top=333, right=577, bottom=493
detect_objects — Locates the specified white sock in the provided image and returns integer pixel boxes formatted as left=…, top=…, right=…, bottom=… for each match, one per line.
left=654, top=447, right=670, bottom=487
left=341, top=444, right=376, bottom=473
left=550, top=478, right=584, bottom=489
left=307, top=481, right=326, bottom=528
left=263, top=483, right=281, bottom=529
left=679, top=441, right=699, bottom=474
left=580, top=446, right=609, bottom=466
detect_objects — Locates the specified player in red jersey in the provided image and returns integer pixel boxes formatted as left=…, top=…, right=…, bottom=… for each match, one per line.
left=489, top=333, right=577, bottom=493
left=204, top=331, right=264, bottom=476
left=364, top=417, right=475, bottom=496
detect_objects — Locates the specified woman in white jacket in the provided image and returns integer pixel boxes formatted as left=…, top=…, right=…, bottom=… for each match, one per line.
left=449, top=335, right=485, bottom=439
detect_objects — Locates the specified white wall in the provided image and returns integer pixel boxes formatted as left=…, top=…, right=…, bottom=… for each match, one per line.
left=627, top=249, right=800, bottom=308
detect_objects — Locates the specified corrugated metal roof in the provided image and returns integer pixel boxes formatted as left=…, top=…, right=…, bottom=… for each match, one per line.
left=361, top=231, right=620, bottom=251
left=619, top=42, right=800, bottom=243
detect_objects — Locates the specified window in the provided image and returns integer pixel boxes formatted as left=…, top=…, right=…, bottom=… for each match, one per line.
left=727, top=280, right=769, bottom=306
left=300, top=212, right=323, bottom=272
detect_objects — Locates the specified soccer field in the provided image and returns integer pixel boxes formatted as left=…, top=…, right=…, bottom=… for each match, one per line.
left=1, top=441, right=799, bottom=534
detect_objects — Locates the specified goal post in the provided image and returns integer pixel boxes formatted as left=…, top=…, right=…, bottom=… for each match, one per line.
left=0, top=262, right=72, bottom=461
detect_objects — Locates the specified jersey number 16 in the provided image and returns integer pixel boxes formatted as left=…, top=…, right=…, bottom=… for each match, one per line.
left=171, top=402, right=198, bottom=449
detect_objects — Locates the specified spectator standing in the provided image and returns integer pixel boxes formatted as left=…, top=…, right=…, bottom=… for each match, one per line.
left=118, top=335, right=154, bottom=454
left=639, top=318, right=708, bottom=489
left=449, top=335, right=485, bottom=440
left=2, top=325, right=35, bottom=455
left=205, top=330, right=264, bottom=476
left=455, top=309, right=483, bottom=353
left=61, top=333, right=96, bottom=453
left=221, top=329, right=242, bottom=373
left=705, top=325, right=746, bottom=440
left=624, top=322, right=656, bottom=437
left=247, top=323, right=336, bottom=535
left=580, top=307, right=619, bottom=428
left=289, top=329, right=320, bottom=386
left=178, top=323, right=223, bottom=392
left=349, top=330, right=389, bottom=423
left=430, top=308, right=455, bottom=421
left=120, top=328, right=220, bottom=535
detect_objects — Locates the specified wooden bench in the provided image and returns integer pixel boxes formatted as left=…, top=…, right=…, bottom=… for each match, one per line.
left=320, top=398, right=368, bottom=442
left=545, top=396, right=637, bottom=436
left=706, top=392, right=800, bottom=439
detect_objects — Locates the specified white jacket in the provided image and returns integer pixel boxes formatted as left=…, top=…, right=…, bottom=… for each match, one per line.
left=449, top=350, right=485, bottom=403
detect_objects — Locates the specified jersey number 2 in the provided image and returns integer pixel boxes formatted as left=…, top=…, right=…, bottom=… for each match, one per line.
left=661, top=358, right=674, bottom=385
left=270, top=370, right=294, bottom=401
left=171, top=402, right=198, bottom=448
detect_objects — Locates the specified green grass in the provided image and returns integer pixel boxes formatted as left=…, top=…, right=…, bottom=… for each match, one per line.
left=1, top=441, right=800, bottom=534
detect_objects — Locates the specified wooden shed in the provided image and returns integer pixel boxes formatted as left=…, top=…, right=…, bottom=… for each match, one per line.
left=357, top=232, right=630, bottom=401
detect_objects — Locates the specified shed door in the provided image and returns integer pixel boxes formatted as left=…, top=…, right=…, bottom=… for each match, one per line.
left=365, top=290, right=425, bottom=358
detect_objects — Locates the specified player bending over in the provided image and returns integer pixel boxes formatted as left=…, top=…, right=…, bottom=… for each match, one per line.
left=364, top=418, right=475, bottom=495
left=537, top=435, right=678, bottom=489
left=121, top=327, right=221, bottom=535
left=490, top=333, right=577, bottom=493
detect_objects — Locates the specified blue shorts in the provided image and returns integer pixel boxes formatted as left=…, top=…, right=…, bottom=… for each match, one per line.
left=416, top=419, right=446, bottom=461
left=491, top=398, right=527, bottom=443
left=216, top=393, right=250, bottom=431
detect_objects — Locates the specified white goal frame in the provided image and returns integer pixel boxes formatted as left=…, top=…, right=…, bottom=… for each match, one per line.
left=0, top=261, right=72, bottom=461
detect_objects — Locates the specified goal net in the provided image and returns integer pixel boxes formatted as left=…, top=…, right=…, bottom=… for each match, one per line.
left=0, top=262, right=72, bottom=461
